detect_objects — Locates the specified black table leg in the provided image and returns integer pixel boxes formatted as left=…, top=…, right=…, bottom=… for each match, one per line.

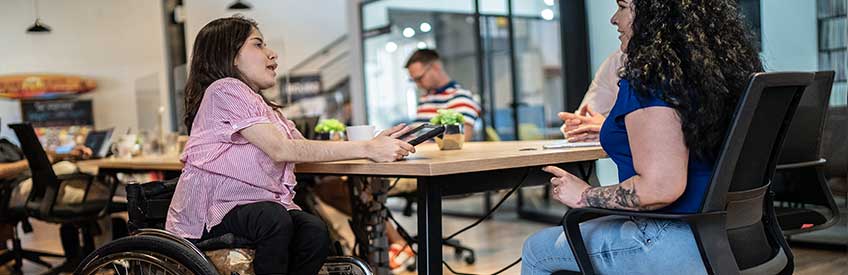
left=417, top=177, right=443, bottom=275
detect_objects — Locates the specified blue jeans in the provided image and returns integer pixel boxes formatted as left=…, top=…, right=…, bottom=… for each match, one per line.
left=521, top=216, right=708, bottom=274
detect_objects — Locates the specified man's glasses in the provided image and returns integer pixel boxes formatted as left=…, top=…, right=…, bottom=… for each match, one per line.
left=409, top=64, right=433, bottom=82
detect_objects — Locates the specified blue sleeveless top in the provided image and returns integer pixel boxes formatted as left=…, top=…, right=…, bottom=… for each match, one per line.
left=598, top=79, right=714, bottom=213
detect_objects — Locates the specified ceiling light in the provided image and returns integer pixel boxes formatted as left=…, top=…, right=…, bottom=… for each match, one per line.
left=417, top=42, right=428, bottom=49
left=228, top=0, right=252, bottom=10
left=544, top=0, right=555, bottom=7
left=402, top=27, right=415, bottom=38
left=385, top=42, right=398, bottom=53
left=27, top=0, right=51, bottom=34
left=419, top=22, right=432, bottom=32
left=541, top=9, right=555, bottom=21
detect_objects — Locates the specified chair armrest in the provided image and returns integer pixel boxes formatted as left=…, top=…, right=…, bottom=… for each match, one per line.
left=775, top=158, right=826, bottom=170
left=560, top=207, right=726, bottom=275
left=37, top=173, right=96, bottom=216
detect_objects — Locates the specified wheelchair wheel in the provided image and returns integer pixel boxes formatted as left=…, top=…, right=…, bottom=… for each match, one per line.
left=75, top=235, right=218, bottom=275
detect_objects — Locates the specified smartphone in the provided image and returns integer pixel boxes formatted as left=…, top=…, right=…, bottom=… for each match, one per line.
left=396, top=124, right=446, bottom=146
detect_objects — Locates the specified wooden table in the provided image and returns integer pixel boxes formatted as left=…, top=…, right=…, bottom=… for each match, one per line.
left=79, top=141, right=606, bottom=274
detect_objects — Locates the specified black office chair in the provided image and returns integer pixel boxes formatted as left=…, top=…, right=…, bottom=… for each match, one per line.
left=771, top=71, right=841, bottom=235
left=822, top=106, right=847, bottom=207
left=9, top=123, right=120, bottom=274
left=556, top=72, right=814, bottom=275
left=0, top=137, right=63, bottom=274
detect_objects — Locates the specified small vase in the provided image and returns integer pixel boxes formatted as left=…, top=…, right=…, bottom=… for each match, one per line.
left=435, top=124, right=464, bottom=150
left=316, top=131, right=345, bottom=141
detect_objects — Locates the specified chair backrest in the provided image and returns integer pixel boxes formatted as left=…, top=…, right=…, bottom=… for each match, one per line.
left=822, top=106, right=848, bottom=178
left=704, top=72, right=813, bottom=211
left=777, top=71, right=835, bottom=164
left=8, top=123, right=58, bottom=204
left=701, top=72, right=813, bottom=270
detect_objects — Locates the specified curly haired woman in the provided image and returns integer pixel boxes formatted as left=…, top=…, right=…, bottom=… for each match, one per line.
left=521, top=0, right=762, bottom=273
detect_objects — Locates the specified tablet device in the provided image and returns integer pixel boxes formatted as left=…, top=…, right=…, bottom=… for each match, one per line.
left=542, top=140, right=601, bottom=149
left=396, top=124, right=445, bottom=146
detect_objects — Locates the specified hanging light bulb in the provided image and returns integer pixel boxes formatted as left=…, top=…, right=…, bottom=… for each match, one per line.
left=541, top=9, right=555, bottom=21
left=385, top=42, right=398, bottom=53
left=402, top=27, right=416, bottom=38
left=27, top=0, right=51, bottom=33
left=419, top=22, right=432, bottom=32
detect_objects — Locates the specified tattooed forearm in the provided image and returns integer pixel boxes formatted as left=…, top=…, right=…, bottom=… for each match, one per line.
left=579, top=177, right=665, bottom=211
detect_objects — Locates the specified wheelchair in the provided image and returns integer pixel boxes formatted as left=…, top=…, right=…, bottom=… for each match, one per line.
left=74, top=178, right=373, bottom=275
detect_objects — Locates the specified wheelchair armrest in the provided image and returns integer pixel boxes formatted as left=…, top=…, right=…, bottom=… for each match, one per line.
left=560, top=207, right=725, bottom=275
left=194, top=233, right=255, bottom=251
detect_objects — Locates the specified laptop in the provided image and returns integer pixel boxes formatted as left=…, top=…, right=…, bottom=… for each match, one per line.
left=84, top=128, right=114, bottom=159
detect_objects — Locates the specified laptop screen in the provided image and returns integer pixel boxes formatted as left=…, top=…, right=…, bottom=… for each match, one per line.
left=84, top=129, right=113, bottom=158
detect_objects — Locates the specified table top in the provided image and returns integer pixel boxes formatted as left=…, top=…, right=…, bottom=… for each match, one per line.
left=78, top=140, right=607, bottom=177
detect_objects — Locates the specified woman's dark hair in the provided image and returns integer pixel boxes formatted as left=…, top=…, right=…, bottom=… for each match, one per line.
left=621, top=0, right=764, bottom=160
left=183, top=16, right=280, bottom=133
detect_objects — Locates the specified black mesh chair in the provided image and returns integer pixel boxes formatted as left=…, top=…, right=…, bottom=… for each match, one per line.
left=9, top=123, right=120, bottom=274
left=822, top=106, right=847, bottom=207
left=771, top=71, right=841, bottom=235
left=0, top=134, right=63, bottom=274
left=557, top=72, right=814, bottom=275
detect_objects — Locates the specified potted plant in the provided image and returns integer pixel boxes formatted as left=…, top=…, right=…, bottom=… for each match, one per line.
left=314, top=119, right=346, bottom=141
left=430, top=109, right=465, bottom=150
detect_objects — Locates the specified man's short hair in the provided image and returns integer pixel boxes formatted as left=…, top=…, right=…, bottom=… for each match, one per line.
left=404, top=49, right=440, bottom=68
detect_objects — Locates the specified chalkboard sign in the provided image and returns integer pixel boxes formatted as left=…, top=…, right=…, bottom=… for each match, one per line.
left=280, top=74, right=322, bottom=102
left=21, top=99, right=94, bottom=127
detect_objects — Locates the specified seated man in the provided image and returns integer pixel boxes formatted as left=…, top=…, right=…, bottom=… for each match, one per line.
left=314, top=49, right=481, bottom=272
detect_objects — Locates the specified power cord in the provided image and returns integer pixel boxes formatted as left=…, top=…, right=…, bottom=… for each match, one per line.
left=383, top=167, right=532, bottom=274
left=444, top=167, right=531, bottom=241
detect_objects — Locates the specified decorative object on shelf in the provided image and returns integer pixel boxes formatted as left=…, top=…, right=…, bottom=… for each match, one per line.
left=430, top=109, right=465, bottom=150
left=227, top=0, right=252, bottom=10
left=0, top=74, right=97, bottom=99
left=27, top=0, right=51, bottom=33
left=314, top=119, right=346, bottom=141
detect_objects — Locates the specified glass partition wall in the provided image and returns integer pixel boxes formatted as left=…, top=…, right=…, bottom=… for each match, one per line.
left=360, top=0, right=571, bottom=141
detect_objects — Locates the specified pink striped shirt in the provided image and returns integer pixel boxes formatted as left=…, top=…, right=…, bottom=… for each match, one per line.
left=166, top=78, right=303, bottom=239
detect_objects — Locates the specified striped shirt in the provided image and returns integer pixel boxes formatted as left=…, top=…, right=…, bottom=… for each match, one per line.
left=166, top=78, right=303, bottom=239
left=414, top=81, right=481, bottom=125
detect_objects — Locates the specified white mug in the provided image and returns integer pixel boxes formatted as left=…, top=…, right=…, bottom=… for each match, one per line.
left=346, top=125, right=377, bottom=141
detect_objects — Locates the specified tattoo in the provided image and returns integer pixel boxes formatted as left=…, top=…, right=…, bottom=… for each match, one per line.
left=581, top=178, right=651, bottom=211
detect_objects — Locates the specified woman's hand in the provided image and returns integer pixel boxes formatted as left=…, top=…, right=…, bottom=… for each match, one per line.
left=558, top=105, right=606, bottom=142
left=365, top=124, right=415, bottom=162
left=543, top=166, right=590, bottom=208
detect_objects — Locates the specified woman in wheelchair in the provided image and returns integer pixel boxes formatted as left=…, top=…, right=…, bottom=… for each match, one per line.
left=159, top=16, right=413, bottom=275
left=521, top=0, right=762, bottom=274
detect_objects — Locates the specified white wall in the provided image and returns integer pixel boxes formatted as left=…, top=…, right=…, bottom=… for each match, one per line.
left=0, top=0, right=170, bottom=132
left=585, top=0, right=820, bottom=73
left=585, top=0, right=620, bottom=74
left=183, top=0, right=348, bottom=74
left=760, top=0, right=818, bottom=71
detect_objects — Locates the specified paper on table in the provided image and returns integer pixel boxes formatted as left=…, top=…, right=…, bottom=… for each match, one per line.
left=542, top=140, right=601, bottom=149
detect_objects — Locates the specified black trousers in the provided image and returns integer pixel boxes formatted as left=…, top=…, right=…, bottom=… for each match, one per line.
left=202, top=201, right=330, bottom=275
